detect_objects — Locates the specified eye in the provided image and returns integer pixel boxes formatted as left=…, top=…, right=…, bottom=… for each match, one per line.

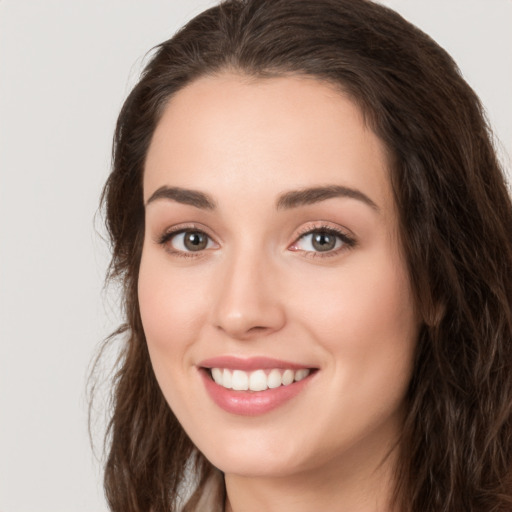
left=158, top=228, right=217, bottom=255
left=289, top=227, right=355, bottom=255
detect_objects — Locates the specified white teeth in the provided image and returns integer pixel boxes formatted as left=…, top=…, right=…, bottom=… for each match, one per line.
left=282, top=369, right=294, bottom=386
left=222, top=368, right=232, bottom=389
left=249, top=369, right=267, bottom=391
left=294, top=369, right=309, bottom=382
left=267, top=369, right=282, bottom=389
left=210, top=368, right=311, bottom=391
left=232, top=370, right=249, bottom=390
left=211, top=367, right=223, bottom=385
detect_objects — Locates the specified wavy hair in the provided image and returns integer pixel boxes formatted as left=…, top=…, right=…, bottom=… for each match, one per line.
left=96, top=0, right=512, bottom=510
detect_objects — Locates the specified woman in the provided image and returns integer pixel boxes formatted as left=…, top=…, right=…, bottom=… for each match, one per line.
left=97, top=0, right=512, bottom=510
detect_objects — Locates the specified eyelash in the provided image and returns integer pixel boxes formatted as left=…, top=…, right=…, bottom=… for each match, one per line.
left=156, top=223, right=215, bottom=259
left=156, top=223, right=356, bottom=259
left=291, top=224, right=356, bottom=258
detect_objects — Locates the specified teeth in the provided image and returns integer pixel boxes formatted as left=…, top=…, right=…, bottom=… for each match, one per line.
left=294, top=369, right=309, bottom=382
left=249, top=369, right=267, bottom=391
left=211, top=367, right=223, bottom=385
left=268, top=369, right=282, bottom=389
left=232, top=370, right=249, bottom=390
left=209, top=368, right=311, bottom=391
left=222, top=368, right=232, bottom=389
left=282, top=369, right=294, bottom=386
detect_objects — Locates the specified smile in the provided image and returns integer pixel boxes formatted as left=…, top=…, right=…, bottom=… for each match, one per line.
left=210, top=367, right=310, bottom=391
left=198, top=357, right=317, bottom=415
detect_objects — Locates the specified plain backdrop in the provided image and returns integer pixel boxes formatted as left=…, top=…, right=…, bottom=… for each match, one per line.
left=0, top=1, right=510, bottom=511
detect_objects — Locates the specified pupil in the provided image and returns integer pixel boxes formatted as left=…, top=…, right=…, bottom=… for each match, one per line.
left=184, top=231, right=207, bottom=251
left=312, top=232, right=335, bottom=251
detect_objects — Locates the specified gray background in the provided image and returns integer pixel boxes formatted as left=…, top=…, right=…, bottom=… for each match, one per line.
left=1, top=1, right=510, bottom=511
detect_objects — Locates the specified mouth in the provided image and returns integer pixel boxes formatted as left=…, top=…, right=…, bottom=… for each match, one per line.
left=207, top=367, right=312, bottom=392
left=198, top=356, right=317, bottom=415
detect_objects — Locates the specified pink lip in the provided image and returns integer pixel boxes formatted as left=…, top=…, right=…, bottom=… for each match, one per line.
left=198, top=357, right=316, bottom=416
left=199, top=355, right=311, bottom=371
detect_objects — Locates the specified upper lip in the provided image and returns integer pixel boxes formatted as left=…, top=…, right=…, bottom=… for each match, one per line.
left=198, top=356, right=315, bottom=372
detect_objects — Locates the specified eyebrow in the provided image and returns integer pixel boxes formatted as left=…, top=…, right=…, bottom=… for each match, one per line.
left=276, top=185, right=379, bottom=211
left=145, top=184, right=378, bottom=211
left=146, top=186, right=216, bottom=209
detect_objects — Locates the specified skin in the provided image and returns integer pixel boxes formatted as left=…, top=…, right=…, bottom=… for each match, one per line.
left=139, top=73, right=420, bottom=512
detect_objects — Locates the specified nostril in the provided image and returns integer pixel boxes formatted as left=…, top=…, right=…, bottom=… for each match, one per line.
left=248, top=326, right=267, bottom=333
left=214, top=323, right=270, bottom=336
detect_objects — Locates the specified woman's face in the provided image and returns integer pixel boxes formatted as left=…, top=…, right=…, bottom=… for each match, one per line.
left=139, top=74, right=419, bottom=479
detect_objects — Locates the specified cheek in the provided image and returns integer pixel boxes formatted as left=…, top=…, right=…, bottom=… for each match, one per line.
left=138, top=252, right=206, bottom=348
left=289, top=246, right=418, bottom=399
left=294, top=260, right=416, bottom=345
left=137, top=250, right=209, bottom=415
left=291, top=255, right=417, bottom=437
left=137, top=252, right=212, bottom=416
left=343, top=267, right=416, bottom=350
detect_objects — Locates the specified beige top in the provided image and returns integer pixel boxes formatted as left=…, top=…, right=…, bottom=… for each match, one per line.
left=197, top=472, right=224, bottom=511
left=182, top=469, right=225, bottom=512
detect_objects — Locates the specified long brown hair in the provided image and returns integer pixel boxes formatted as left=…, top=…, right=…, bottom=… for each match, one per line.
left=96, top=0, right=512, bottom=510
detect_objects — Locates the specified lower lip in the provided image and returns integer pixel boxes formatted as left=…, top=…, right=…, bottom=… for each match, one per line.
left=200, top=369, right=314, bottom=416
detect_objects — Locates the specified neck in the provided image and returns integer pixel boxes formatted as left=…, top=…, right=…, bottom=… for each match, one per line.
left=224, top=440, right=399, bottom=512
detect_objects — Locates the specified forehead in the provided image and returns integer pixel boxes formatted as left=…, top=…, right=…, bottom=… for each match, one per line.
left=144, top=73, right=393, bottom=214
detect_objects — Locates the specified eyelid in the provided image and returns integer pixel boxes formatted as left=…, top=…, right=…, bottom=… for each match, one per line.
left=153, top=221, right=355, bottom=259
left=288, top=222, right=356, bottom=257
left=154, top=222, right=219, bottom=257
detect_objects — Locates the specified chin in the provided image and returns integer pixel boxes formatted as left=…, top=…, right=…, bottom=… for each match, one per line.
left=210, top=454, right=305, bottom=479
left=194, top=431, right=313, bottom=478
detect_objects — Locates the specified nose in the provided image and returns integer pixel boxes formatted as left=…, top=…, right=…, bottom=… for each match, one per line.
left=211, top=249, right=286, bottom=340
